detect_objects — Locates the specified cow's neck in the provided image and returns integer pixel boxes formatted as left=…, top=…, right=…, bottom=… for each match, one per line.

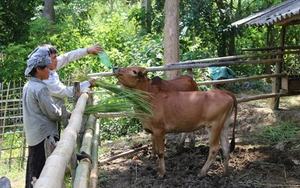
left=134, top=80, right=151, bottom=93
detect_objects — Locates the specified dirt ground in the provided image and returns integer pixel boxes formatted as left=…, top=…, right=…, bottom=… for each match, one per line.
left=98, top=98, right=300, bottom=188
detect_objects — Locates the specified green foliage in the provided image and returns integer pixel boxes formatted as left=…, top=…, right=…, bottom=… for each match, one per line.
left=0, top=0, right=40, bottom=46
left=0, top=43, right=36, bottom=82
left=29, top=18, right=58, bottom=42
left=55, top=0, right=95, bottom=35
left=0, top=5, right=5, bottom=39
left=1, top=131, right=25, bottom=165
left=99, top=117, right=142, bottom=141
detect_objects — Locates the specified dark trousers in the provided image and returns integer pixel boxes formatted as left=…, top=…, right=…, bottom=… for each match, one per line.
left=25, top=140, right=46, bottom=188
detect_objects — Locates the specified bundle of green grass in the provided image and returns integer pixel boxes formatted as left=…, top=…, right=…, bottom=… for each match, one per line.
left=76, top=75, right=153, bottom=117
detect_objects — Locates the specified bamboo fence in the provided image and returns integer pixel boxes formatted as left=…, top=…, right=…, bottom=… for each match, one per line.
left=33, top=89, right=90, bottom=187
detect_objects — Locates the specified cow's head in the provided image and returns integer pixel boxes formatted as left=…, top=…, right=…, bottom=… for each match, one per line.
left=114, top=66, right=148, bottom=88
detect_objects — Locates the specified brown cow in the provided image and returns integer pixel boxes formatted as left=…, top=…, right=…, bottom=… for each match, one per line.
left=114, top=66, right=237, bottom=178
left=150, top=75, right=198, bottom=148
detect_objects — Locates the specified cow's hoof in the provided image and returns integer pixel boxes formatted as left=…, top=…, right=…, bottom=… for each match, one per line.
left=222, top=171, right=229, bottom=177
left=197, top=173, right=206, bottom=180
left=176, top=145, right=185, bottom=153
left=149, top=155, right=157, bottom=161
left=188, top=144, right=195, bottom=149
left=156, top=173, right=165, bottom=179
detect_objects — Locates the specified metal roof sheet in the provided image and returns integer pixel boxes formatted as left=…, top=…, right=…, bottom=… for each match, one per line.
left=231, top=0, right=300, bottom=27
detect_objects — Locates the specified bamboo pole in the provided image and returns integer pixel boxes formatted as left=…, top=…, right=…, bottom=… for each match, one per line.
left=95, top=112, right=134, bottom=118
left=33, top=90, right=90, bottom=188
left=99, top=145, right=148, bottom=165
left=237, top=91, right=300, bottom=103
left=73, top=159, right=91, bottom=188
left=0, top=99, right=22, bottom=103
left=89, top=118, right=100, bottom=188
left=0, top=82, right=10, bottom=159
left=196, top=73, right=287, bottom=85
left=73, top=115, right=95, bottom=188
left=89, top=59, right=283, bottom=78
left=242, top=45, right=300, bottom=51
left=8, top=82, right=17, bottom=168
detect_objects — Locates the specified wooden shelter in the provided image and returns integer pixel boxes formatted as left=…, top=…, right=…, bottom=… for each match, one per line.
left=231, top=0, right=300, bottom=109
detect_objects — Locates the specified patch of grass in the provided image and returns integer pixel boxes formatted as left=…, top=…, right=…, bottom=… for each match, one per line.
left=0, top=162, right=25, bottom=188
left=98, top=169, right=109, bottom=184
left=256, top=121, right=300, bottom=145
left=98, top=144, right=110, bottom=155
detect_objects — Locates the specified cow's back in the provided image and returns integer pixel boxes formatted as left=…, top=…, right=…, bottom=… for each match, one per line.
left=150, top=75, right=198, bottom=91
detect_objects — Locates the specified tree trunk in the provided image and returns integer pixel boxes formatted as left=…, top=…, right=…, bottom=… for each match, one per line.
left=164, top=0, right=181, bottom=79
left=42, top=0, right=55, bottom=24
left=215, top=0, right=227, bottom=57
left=228, top=0, right=235, bottom=55
left=141, top=0, right=152, bottom=33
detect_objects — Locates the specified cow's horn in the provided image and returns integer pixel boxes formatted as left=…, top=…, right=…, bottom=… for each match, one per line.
left=142, top=69, right=148, bottom=74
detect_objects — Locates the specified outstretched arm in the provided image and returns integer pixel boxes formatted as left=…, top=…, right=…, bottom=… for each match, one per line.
left=56, top=44, right=103, bottom=70
left=44, top=74, right=96, bottom=99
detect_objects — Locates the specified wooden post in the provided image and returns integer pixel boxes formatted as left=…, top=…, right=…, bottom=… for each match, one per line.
left=186, top=69, right=193, bottom=78
left=270, top=26, right=286, bottom=110
left=73, top=81, right=81, bottom=107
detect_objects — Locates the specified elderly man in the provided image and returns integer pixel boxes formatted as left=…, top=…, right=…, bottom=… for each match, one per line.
left=23, top=47, right=70, bottom=188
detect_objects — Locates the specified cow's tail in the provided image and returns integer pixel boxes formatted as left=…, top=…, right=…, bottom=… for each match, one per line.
left=229, top=92, right=237, bottom=153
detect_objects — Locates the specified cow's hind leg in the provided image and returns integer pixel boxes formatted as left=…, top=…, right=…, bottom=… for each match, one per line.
left=178, top=133, right=187, bottom=148
left=188, top=132, right=195, bottom=148
left=198, top=126, right=221, bottom=178
left=220, top=120, right=230, bottom=175
left=179, top=132, right=195, bottom=149
left=153, top=132, right=166, bottom=178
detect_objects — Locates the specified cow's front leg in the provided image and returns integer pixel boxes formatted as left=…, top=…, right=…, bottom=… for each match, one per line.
left=153, top=131, right=166, bottom=178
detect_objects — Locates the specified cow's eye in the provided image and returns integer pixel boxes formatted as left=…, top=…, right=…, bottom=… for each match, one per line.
left=133, top=70, right=137, bottom=74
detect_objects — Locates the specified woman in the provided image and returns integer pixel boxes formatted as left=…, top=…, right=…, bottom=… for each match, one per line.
left=23, top=47, right=69, bottom=188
